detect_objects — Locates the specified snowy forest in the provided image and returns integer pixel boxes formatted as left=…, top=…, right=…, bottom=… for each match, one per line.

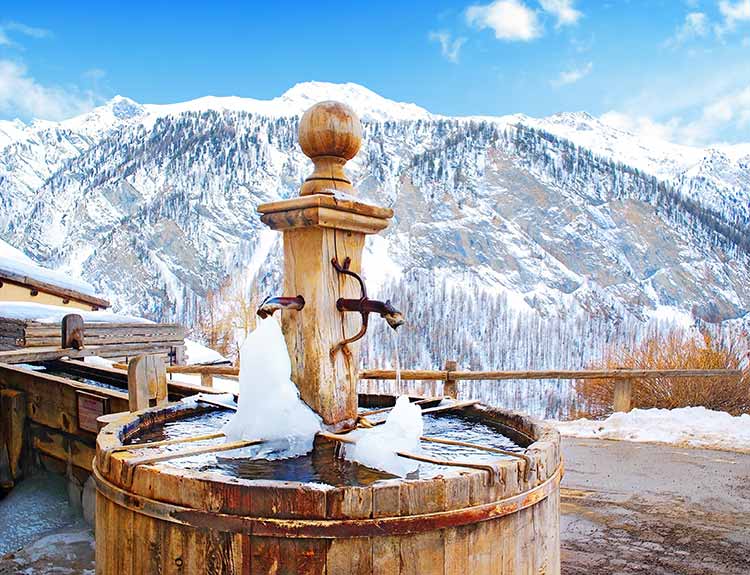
left=3, top=96, right=749, bottom=419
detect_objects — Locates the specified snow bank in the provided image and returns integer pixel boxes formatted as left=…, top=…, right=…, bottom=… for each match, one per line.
left=554, top=407, right=750, bottom=453
left=222, top=317, right=321, bottom=459
left=0, top=238, right=99, bottom=297
left=344, top=396, right=423, bottom=476
left=83, top=356, right=115, bottom=369
left=184, top=338, right=228, bottom=365
left=0, top=301, right=150, bottom=324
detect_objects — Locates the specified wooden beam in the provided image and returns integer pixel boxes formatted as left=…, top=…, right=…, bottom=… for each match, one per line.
left=0, top=342, right=183, bottom=364
left=30, top=423, right=95, bottom=472
left=359, top=368, right=743, bottom=381
left=258, top=193, right=393, bottom=220
left=359, top=369, right=448, bottom=381
left=167, top=365, right=239, bottom=375
left=113, top=364, right=742, bottom=385
left=0, top=363, right=128, bottom=435
left=22, top=336, right=184, bottom=347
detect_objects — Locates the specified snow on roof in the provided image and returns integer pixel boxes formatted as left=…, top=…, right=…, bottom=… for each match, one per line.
left=0, top=238, right=101, bottom=299
left=0, top=302, right=151, bottom=324
left=184, top=338, right=228, bottom=365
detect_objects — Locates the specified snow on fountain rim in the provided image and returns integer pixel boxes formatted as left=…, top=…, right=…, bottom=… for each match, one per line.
left=222, top=317, right=321, bottom=459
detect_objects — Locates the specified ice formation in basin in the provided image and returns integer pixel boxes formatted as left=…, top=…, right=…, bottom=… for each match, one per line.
left=345, top=395, right=424, bottom=476
left=222, top=317, right=321, bottom=459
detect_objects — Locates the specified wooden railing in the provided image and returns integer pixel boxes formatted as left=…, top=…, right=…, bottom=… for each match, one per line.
left=121, top=362, right=743, bottom=413
left=360, top=364, right=743, bottom=412
left=112, top=363, right=238, bottom=388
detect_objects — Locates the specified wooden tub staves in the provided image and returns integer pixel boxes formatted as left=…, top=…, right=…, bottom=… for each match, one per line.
left=93, top=399, right=561, bottom=574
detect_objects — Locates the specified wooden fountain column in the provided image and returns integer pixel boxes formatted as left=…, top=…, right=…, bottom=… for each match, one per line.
left=257, top=102, right=393, bottom=429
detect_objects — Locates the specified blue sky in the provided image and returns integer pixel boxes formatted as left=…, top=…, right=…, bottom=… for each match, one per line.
left=1, top=0, right=749, bottom=145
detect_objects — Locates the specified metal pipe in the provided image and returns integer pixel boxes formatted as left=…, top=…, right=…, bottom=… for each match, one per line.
left=336, top=298, right=404, bottom=329
left=257, top=295, right=305, bottom=319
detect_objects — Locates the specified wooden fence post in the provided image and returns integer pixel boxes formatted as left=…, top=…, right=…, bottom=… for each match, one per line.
left=444, top=360, right=458, bottom=398
left=613, top=378, right=633, bottom=412
left=61, top=314, right=85, bottom=350
left=201, top=372, right=214, bottom=388
left=128, top=355, right=168, bottom=412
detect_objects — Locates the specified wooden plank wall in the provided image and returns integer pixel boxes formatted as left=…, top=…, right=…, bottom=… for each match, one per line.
left=0, top=318, right=187, bottom=365
left=0, top=320, right=184, bottom=348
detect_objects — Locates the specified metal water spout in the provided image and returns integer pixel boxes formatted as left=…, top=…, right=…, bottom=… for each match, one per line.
left=331, top=256, right=403, bottom=357
left=256, top=295, right=305, bottom=319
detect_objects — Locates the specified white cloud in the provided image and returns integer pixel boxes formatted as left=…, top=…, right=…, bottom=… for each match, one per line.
left=718, top=0, right=750, bottom=30
left=538, top=0, right=582, bottom=27
left=601, top=83, right=750, bottom=145
left=0, top=21, right=52, bottom=47
left=429, top=31, right=467, bottom=63
left=690, top=84, right=750, bottom=132
left=0, top=60, right=97, bottom=120
left=466, top=0, right=542, bottom=41
left=551, top=61, right=592, bottom=86
left=664, top=12, right=709, bottom=47
left=600, top=111, right=683, bottom=143
left=3, top=22, right=51, bottom=39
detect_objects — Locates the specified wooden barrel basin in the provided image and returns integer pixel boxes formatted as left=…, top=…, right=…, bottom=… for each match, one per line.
left=93, top=396, right=561, bottom=574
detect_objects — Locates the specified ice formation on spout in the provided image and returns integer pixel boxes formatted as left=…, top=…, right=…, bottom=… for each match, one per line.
left=222, top=317, right=321, bottom=460
left=345, top=396, right=424, bottom=477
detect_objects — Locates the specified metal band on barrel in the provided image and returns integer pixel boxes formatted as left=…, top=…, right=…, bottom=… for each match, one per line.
left=93, top=463, right=562, bottom=539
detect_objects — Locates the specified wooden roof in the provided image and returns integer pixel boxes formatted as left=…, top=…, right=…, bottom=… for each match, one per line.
left=0, top=266, right=110, bottom=309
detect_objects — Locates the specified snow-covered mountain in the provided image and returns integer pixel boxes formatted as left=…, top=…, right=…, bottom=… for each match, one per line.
left=0, top=81, right=748, bottom=372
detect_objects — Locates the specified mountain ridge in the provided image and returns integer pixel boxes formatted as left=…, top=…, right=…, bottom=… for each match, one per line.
left=0, top=81, right=747, bottom=369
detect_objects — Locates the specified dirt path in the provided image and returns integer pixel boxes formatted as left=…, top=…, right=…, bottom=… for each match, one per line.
left=561, top=437, right=750, bottom=574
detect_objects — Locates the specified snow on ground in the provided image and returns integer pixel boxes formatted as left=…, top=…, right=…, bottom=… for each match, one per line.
left=170, top=373, right=238, bottom=394
left=0, top=238, right=99, bottom=297
left=553, top=407, right=750, bottom=453
left=0, top=472, right=80, bottom=555
left=0, top=302, right=150, bottom=324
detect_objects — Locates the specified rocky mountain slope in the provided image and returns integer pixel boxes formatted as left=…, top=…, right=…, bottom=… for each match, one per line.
left=0, top=82, right=748, bottom=374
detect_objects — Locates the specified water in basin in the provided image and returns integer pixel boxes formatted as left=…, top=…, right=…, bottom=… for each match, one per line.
left=124, top=406, right=525, bottom=487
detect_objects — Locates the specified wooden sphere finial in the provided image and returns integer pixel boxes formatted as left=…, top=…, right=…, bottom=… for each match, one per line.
left=298, top=101, right=362, bottom=196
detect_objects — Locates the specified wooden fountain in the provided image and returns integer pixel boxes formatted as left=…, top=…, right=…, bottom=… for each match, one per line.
left=92, top=101, right=562, bottom=574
